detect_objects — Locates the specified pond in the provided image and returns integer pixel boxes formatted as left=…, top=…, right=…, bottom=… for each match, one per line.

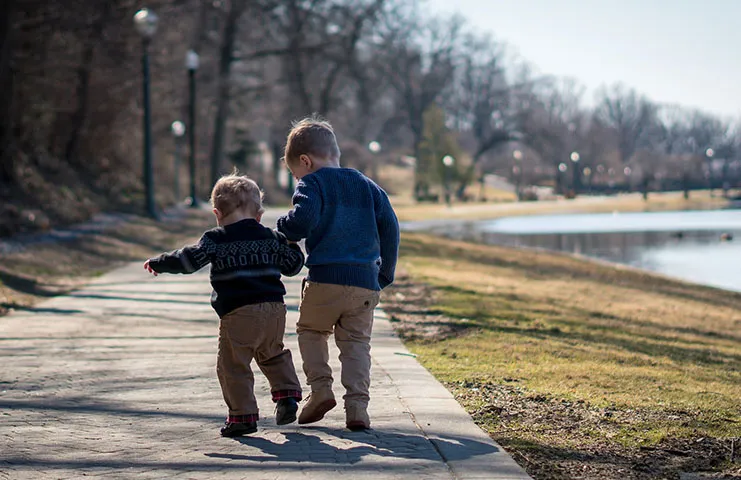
left=401, top=210, right=741, bottom=293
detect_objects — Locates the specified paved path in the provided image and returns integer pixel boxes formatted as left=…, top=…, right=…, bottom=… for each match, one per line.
left=0, top=257, right=530, bottom=479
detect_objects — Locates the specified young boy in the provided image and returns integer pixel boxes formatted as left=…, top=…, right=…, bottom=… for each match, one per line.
left=277, top=116, right=400, bottom=431
left=143, top=174, right=304, bottom=437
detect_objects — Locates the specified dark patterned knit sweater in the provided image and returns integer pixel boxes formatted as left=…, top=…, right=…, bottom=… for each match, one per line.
left=147, top=218, right=304, bottom=317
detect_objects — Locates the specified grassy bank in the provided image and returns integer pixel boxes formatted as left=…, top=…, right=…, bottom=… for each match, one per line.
left=383, top=232, right=741, bottom=479
left=391, top=191, right=731, bottom=222
left=0, top=208, right=214, bottom=316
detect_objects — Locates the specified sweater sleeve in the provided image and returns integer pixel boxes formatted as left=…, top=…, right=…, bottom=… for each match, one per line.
left=375, top=188, right=400, bottom=289
left=147, top=234, right=212, bottom=274
left=276, top=177, right=322, bottom=242
left=273, top=230, right=305, bottom=277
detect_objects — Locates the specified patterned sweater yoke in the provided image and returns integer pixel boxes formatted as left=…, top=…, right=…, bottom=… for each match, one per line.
left=147, top=218, right=305, bottom=317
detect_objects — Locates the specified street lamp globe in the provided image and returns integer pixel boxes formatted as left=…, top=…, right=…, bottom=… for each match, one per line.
left=368, top=141, right=381, bottom=154
left=513, top=150, right=523, bottom=161
left=705, top=148, right=715, bottom=158
left=186, top=49, right=200, bottom=71
left=442, top=155, right=455, bottom=167
left=570, top=151, right=580, bottom=163
left=133, top=8, right=159, bottom=38
left=558, top=163, right=568, bottom=173
left=624, top=166, right=632, bottom=176
left=171, top=120, right=185, bottom=138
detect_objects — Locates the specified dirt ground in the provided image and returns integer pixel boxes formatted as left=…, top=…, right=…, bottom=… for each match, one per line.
left=0, top=207, right=214, bottom=316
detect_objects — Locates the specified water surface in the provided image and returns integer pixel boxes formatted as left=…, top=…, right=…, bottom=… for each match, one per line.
left=403, top=210, right=741, bottom=293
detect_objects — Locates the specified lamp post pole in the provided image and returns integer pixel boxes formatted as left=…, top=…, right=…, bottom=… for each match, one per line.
left=368, top=141, right=381, bottom=181
left=513, top=149, right=523, bottom=200
left=442, top=155, right=455, bottom=206
left=570, top=151, right=580, bottom=196
left=187, top=50, right=199, bottom=207
left=706, top=148, right=715, bottom=197
left=133, top=9, right=159, bottom=218
left=171, top=120, right=185, bottom=202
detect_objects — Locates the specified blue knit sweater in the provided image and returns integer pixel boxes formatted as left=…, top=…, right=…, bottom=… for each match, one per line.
left=276, top=167, right=400, bottom=291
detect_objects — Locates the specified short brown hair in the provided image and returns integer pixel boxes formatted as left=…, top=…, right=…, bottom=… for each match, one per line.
left=284, top=115, right=341, bottom=164
left=210, top=173, right=264, bottom=217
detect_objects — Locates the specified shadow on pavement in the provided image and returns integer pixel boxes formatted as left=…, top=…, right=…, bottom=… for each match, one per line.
left=204, top=426, right=497, bottom=464
left=0, top=304, right=84, bottom=314
left=68, top=292, right=205, bottom=305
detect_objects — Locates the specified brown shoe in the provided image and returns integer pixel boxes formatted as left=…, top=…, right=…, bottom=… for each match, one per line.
left=298, top=390, right=336, bottom=425
left=345, top=404, right=370, bottom=431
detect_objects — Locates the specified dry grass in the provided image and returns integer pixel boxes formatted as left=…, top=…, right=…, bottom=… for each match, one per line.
left=384, top=232, right=741, bottom=478
left=391, top=190, right=730, bottom=222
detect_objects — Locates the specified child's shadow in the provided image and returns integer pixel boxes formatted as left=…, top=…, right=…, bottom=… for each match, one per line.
left=205, top=426, right=497, bottom=464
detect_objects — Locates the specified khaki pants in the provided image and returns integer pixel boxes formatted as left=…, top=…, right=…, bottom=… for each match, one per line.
left=217, top=302, right=302, bottom=417
left=297, top=280, right=380, bottom=408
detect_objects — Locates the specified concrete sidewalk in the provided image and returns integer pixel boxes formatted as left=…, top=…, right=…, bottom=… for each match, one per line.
left=0, top=262, right=530, bottom=479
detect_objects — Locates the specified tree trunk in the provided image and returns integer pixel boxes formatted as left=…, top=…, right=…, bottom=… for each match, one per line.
left=64, top=3, right=112, bottom=165
left=0, top=0, right=15, bottom=182
left=210, top=0, right=245, bottom=187
left=455, top=163, right=477, bottom=201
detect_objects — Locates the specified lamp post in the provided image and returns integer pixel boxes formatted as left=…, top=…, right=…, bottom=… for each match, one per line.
left=705, top=147, right=715, bottom=197
left=171, top=120, right=185, bottom=202
left=583, top=166, right=592, bottom=193
left=442, top=155, right=455, bottom=206
left=368, top=141, right=381, bottom=180
left=558, top=162, right=568, bottom=196
left=513, top=149, right=523, bottom=200
left=186, top=49, right=200, bottom=207
left=570, top=151, right=580, bottom=196
left=133, top=8, right=158, bottom=218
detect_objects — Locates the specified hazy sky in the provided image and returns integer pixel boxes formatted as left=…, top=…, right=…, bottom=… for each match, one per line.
left=426, top=0, right=740, bottom=118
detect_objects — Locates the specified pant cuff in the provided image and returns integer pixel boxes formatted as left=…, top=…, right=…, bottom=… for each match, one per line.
left=226, top=413, right=259, bottom=423
left=272, top=390, right=303, bottom=403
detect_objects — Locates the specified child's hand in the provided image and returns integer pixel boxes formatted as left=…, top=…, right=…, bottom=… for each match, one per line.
left=143, top=260, right=158, bottom=276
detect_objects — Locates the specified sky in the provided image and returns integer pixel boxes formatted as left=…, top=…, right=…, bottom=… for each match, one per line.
left=426, top=0, right=741, bottom=118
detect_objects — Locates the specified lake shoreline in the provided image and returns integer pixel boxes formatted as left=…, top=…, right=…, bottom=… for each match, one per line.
left=402, top=208, right=741, bottom=295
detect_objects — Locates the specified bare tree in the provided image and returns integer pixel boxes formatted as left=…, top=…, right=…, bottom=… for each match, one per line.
left=594, top=83, right=657, bottom=164
left=447, top=34, right=514, bottom=198
left=209, top=0, right=249, bottom=187
left=379, top=12, right=464, bottom=199
left=518, top=76, right=587, bottom=194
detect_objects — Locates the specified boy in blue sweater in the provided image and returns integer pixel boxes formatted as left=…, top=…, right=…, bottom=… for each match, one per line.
left=144, top=174, right=304, bottom=437
left=277, top=116, right=400, bottom=430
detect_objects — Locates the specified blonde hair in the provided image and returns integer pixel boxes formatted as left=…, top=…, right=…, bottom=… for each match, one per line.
left=284, top=114, right=341, bottom=165
left=210, top=172, right=264, bottom=217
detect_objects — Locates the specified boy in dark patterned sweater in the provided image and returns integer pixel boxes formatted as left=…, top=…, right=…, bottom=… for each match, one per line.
left=144, top=174, right=304, bottom=437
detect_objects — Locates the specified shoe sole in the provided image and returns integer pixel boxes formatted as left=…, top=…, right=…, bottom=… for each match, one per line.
left=346, top=421, right=370, bottom=431
left=298, top=399, right=337, bottom=425
left=220, top=426, right=258, bottom=437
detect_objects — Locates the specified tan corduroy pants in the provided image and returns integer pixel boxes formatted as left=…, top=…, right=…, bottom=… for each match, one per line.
left=297, top=280, right=380, bottom=408
left=217, top=302, right=302, bottom=416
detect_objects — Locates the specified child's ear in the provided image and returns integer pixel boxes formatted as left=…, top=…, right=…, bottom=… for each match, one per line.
left=213, top=208, right=222, bottom=220
left=255, top=211, right=263, bottom=223
left=299, top=154, right=312, bottom=169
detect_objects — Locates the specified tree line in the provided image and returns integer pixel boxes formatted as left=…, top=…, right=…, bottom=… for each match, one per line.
left=1, top=0, right=737, bottom=234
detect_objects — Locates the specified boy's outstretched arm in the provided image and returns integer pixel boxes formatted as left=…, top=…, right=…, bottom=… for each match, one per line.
left=145, top=235, right=212, bottom=275
left=375, top=190, right=400, bottom=289
left=273, top=231, right=305, bottom=277
left=276, top=177, right=321, bottom=242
